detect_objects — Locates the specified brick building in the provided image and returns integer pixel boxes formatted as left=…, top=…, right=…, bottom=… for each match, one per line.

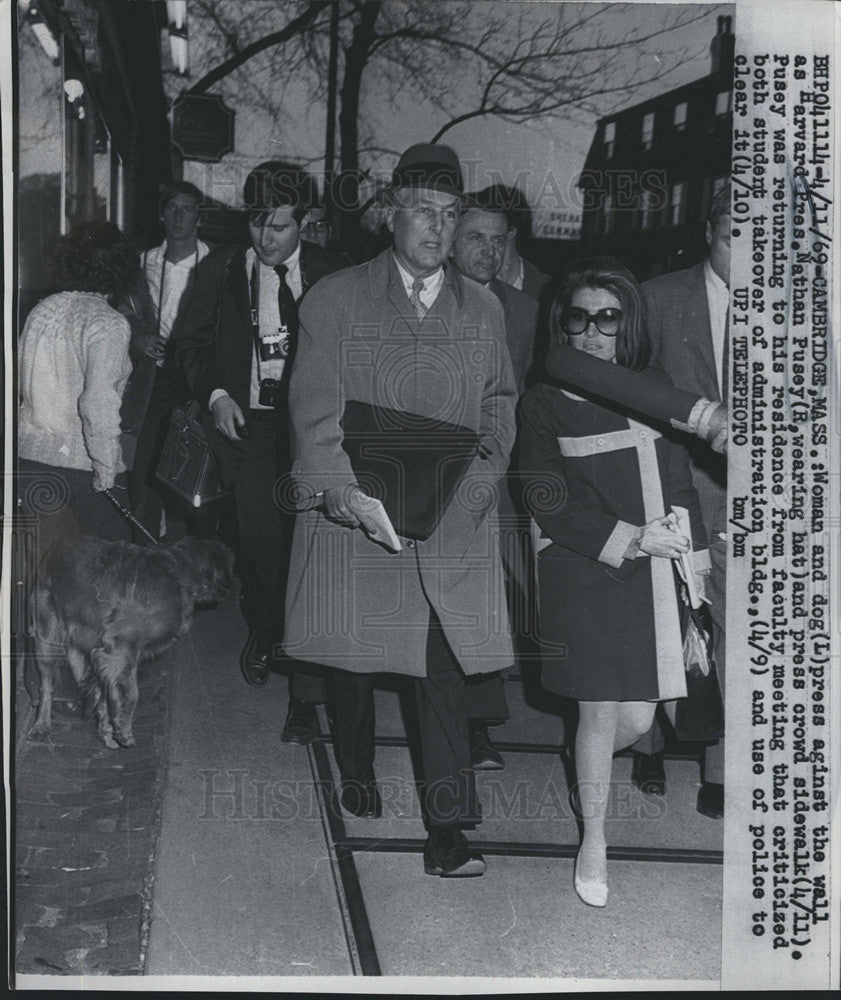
left=577, top=14, right=734, bottom=280
left=16, top=0, right=171, bottom=313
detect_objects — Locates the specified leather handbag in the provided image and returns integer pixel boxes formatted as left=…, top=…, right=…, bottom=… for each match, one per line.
left=155, top=400, right=231, bottom=508
left=674, top=597, right=725, bottom=742
left=340, top=400, right=480, bottom=540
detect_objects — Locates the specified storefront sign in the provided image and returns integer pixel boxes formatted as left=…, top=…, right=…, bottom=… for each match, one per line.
left=170, top=93, right=235, bottom=163
left=533, top=208, right=583, bottom=241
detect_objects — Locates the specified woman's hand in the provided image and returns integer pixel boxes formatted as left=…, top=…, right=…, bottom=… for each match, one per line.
left=91, top=469, right=115, bottom=493
left=638, top=513, right=690, bottom=559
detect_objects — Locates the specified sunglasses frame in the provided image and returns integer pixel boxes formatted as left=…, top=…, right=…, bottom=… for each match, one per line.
left=562, top=306, right=623, bottom=337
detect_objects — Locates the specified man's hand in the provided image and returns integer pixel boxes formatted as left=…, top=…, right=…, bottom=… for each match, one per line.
left=136, top=333, right=167, bottom=363
left=211, top=395, right=245, bottom=441
left=707, top=403, right=727, bottom=454
left=322, top=485, right=380, bottom=535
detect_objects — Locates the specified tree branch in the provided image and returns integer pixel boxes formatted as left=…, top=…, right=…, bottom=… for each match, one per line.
left=186, top=0, right=332, bottom=95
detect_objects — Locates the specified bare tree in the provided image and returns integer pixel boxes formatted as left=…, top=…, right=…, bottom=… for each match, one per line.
left=176, top=1, right=729, bottom=235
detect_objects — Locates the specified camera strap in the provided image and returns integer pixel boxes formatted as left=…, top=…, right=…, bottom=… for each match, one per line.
left=249, top=259, right=264, bottom=382
left=249, top=259, right=294, bottom=384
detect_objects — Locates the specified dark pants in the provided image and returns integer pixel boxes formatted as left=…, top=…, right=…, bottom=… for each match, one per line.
left=415, top=611, right=481, bottom=828
left=130, top=367, right=189, bottom=542
left=330, top=626, right=506, bottom=822
left=331, top=671, right=376, bottom=784
left=215, top=409, right=324, bottom=704
left=18, top=459, right=129, bottom=542
left=17, top=459, right=130, bottom=702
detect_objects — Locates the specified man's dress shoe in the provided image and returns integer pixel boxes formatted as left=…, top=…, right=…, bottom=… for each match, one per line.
left=339, top=779, right=383, bottom=818
left=469, top=724, right=504, bottom=770
left=696, top=781, right=724, bottom=819
left=423, top=825, right=486, bottom=877
left=281, top=698, right=319, bottom=745
left=631, top=750, right=666, bottom=796
left=239, top=631, right=271, bottom=687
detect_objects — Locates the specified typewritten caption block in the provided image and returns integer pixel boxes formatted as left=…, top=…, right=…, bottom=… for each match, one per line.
left=723, top=2, right=837, bottom=990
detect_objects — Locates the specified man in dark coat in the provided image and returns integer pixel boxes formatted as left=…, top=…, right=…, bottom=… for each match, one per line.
left=177, top=161, right=353, bottom=744
left=480, top=184, right=553, bottom=384
left=450, top=191, right=541, bottom=769
left=285, top=144, right=518, bottom=876
left=632, top=181, right=730, bottom=818
left=451, top=191, right=540, bottom=391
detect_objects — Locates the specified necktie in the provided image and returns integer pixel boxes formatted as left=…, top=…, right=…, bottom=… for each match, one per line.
left=274, top=263, right=299, bottom=338
left=410, top=276, right=426, bottom=320
left=720, top=311, right=729, bottom=402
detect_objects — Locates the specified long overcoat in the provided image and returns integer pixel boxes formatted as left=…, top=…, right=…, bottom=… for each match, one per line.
left=283, top=250, right=518, bottom=677
left=519, top=376, right=710, bottom=702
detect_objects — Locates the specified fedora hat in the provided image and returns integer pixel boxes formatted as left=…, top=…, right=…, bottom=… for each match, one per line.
left=389, top=143, right=464, bottom=198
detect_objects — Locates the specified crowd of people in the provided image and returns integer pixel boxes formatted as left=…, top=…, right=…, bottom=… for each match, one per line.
left=17, top=142, right=731, bottom=907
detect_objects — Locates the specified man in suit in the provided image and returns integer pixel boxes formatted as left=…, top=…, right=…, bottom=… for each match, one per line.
left=452, top=191, right=539, bottom=390
left=285, top=143, right=518, bottom=875
left=483, top=184, right=553, bottom=385
left=489, top=184, right=552, bottom=302
left=129, top=181, right=212, bottom=542
left=177, top=161, right=352, bottom=744
left=632, top=181, right=730, bottom=818
left=450, top=191, right=542, bottom=769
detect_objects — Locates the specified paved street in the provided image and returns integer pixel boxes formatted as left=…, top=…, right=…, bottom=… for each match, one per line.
left=15, top=595, right=723, bottom=983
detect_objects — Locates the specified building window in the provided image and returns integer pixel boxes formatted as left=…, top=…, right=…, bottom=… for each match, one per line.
left=603, top=121, right=615, bottom=159
left=640, top=189, right=658, bottom=230
left=641, top=111, right=655, bottom=151
left=673, top=101, right=688, bottom=132
left=670, top=182, right=686, bottom=226
left=712, top=175, right=728, bottom=196
left=715, top=90, right=732, bottom=116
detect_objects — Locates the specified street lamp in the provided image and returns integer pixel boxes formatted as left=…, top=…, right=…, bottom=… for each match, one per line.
left=166, top=0, right=189, bottom=76
left=21, top=0, right=60, bottom=65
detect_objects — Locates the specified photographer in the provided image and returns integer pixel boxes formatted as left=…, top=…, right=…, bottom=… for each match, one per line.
left=177, top=162, right=350, bottom=743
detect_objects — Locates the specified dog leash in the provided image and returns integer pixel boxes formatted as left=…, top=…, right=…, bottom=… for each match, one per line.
left=103, top=488, right=160, bottom=546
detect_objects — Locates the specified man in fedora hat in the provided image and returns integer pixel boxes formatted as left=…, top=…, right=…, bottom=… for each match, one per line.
left=177, top=160, right=352, bottom=743
left=284, top=143, right=518, bottom=876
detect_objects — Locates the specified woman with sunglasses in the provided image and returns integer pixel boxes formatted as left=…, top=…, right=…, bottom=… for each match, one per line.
left=519, top=257, right=709, bottom=907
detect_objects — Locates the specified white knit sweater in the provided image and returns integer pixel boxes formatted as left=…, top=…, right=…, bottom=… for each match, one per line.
left=18, top=292, right=133, bottom=489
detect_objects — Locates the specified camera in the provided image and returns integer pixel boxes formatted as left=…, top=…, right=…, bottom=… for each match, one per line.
left=259, top=377, right=285, bottom=408
left=259, top=337, right=289, bottom=362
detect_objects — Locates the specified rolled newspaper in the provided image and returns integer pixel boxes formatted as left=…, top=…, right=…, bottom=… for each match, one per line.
left=544, top=343, right=727, bottom=452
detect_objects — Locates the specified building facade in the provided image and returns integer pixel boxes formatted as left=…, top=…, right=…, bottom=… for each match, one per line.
left=16, top=0, right=171, bottom=313
left=577, top=14, right=734, bottom=281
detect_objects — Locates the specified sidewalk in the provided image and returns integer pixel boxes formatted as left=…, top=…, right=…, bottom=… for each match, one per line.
left=14, top=640, right=174, bottom=976
left=14, top=596, right=724, bottom=981
left=147, top=598, right=723, bottom=981
left=146, top=602, right=353, bottom=976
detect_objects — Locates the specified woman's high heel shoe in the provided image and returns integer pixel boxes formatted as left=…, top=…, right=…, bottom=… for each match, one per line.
left=574, top=849, right=609, bottom=908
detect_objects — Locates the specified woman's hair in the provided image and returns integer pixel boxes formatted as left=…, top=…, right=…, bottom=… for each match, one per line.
left=550, top=256, right=651, bottom=371
left=51, top=221, right=139, bottom=297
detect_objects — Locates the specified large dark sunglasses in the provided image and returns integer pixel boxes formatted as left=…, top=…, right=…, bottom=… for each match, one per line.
left=562, top=306, right=623, bottom=336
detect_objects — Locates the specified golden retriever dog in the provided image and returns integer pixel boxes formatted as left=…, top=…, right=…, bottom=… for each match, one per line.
left=29, top=535, right=234, bottom=749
